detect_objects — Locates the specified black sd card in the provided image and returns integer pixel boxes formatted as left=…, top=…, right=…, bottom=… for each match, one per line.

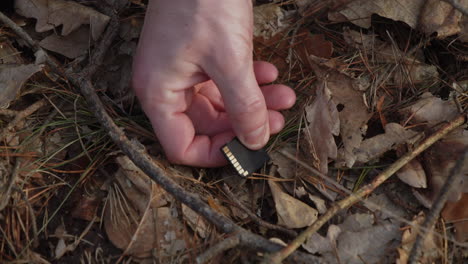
left=221, top=138, right=270, bottom=177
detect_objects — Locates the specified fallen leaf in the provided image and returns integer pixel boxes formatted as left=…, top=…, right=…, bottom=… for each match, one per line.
left=355, top=123, right=419, bottom=164
left=15, top=0, right=110, bottom=40
left=308, top=194, right=327, bottom=214
left=400, top=92, right=459, bottom=126
left=39, top=27, right=90, bottom=59
left=397, top=159, right=427, bottom=188
left=295, top=29, right=334, bottom=60
left=303, top=212, right=401, bottom=264
left=182, top=204, right=210, bottom=238
left=268, top=180, right=318, bottom=228
left=399, top=93, right=468, bottom=203
left=329, top=0, right=466, bottom=39
left=343, top=29, right=439, bottom=85
left=71, top=194, right=101, bottom=221
left=303, top=80, right=339, bottom=174
left=104, top=156, right=186, bottom=259
left=309, top=56, right=373, bottom=167
left=302, top=224, right=341, bottom=254
left=0, top=64, right=43, bottom=108
left=442, top=193, right=468, bottom=242
left=396, top=212, right=441, bottom=264
left=253, top=4, right=290, bottom=39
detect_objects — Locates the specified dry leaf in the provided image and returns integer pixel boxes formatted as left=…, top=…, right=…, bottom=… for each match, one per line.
left=182, top=204, right=210, bottom=238
left=397, top=159, right=427, bottom=188
left=355, top=123, right=419, bottom=164
left=303, top=212, right=400, bottom=264
left=442, top=193, right=468, bottom=242
left=268, top=180, right=318, bottom=228
left=329, top=0, right=466, bottom=39
left=396, top=212, right=441, bottom=264
left=302, top=224, right=341, bottom=254
left=399, top=93, right=468, bottom=202
left=0, top=64, right=43, bottom=108
left=343, top=29, right=439, bottom=85
left=400, top=92, right=459, bottom=125
left=253, top=4, right=290, bottom=39
left=15, top=0, right=110, bottom=40
left=295, top=29, right=334, bottom=60
left=309, top=56, right=373, bottom=167
left=39, top=27, right=90, bottom=59
left=303, top=80, right=339, bottom=174
left=308, top=194, right=327, bottom=214
left=104, top=156, right=186, bottom=259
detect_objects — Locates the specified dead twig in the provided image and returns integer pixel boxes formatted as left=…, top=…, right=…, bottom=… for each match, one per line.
left=442, top=0, right=468, bottom=16
left=265, top=114, right=467, bottom=264
left=0, top=9, right=320, bottom=264
left=0, top=99, right=47, bottom=141
left=408, top=148, right=468, bottom=263
left=222, top=183, right=298, bottom=238
left=196, top=234, right=241, bottom=264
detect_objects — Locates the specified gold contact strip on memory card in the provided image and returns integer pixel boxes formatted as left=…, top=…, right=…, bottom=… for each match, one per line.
left=222, top=146, right=249, bottom=176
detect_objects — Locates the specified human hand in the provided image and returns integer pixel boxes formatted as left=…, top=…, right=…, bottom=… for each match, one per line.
left=132, top=0, right=295, bottom=167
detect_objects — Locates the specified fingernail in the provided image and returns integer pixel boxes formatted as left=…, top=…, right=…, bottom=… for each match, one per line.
left=241, top=124, right=268, bottom=149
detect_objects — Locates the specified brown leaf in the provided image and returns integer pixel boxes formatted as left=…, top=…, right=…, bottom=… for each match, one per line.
left=303, top=81, right=339, bottom=174
left=268, top=180, right=318, bottom=228
left=182, top=204, right=210, bottom=238
left=253, top=4, right=290, bottom=39
left=397, top=159, right=427, bottom=188
left=104, top=156, right=185, bottom=259
left=396, top=212, right=441, bottom=264
left=309, top=56, right=373, bottom=167
left=295, top=30, right=334, bottom=60
left=329, top=0, right=465, bottom=39
left=400, top=92, right=459, bottom=126
left=442, top=193, right=468, bottom=242
left=15, top=0, right=110, bottom=40
left=355, top=123, right=419, bottom=164
left=343, top=29, right=439, bottom=85
left=0, top=64, right=43, bottom=108
left=39, top=27, right=90, bottom=59
left=399, top=93, right=468, bottom=202
left=304, top=212, right=400, bottom=263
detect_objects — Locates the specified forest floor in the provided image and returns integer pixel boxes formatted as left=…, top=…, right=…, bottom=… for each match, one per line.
left=0, top=0, right=467, bottom=263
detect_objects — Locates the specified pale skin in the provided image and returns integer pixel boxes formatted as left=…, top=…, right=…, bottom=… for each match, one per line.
left=132, top=0, right=296, bottom=167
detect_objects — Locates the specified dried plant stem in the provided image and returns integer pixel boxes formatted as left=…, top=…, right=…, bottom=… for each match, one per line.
left=222, top=184, right=297, bottom=238
left=0, top=99, right=47, bottom=141
left=265, top=114, right=467, bottom=264
left=408, top=148, right=468, bottom=263
left=196, top=234, right=241, bottom=264
left=0, top=9, right=319, bottom=264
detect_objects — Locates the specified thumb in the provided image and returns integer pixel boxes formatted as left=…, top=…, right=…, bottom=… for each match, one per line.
left=207, top=61, right=270, bottom=150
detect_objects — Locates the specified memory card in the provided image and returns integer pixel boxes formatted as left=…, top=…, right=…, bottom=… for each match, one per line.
left=221, top=138, right=270, bottom=177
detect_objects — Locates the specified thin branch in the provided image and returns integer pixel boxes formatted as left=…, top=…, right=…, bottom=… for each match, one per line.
left=0, top=9, right=320, bottom=264
left=408, top=148, right=468, bottom=263
left=196, top=234, right=240, bottom=264
left=265, top=114, right=467, bottom=264
left=223, top=184, right=297, bottom=238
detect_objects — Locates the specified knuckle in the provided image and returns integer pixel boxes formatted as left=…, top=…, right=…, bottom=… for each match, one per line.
left=231, top=96, right=265, bottom=120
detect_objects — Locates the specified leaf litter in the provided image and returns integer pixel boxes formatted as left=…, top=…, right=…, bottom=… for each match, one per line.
left=1, top=0, right=468, bottom=263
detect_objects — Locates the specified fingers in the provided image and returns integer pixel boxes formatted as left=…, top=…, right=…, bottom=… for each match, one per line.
left=253, top=61, right=278, bottom=84
left=207, top=61, right=270, bottom=150
left=186, top=92, right=287, bottom=135
left=261, top=84, right=296, bottom=110
left=148, top=110, right=233, bottom=167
